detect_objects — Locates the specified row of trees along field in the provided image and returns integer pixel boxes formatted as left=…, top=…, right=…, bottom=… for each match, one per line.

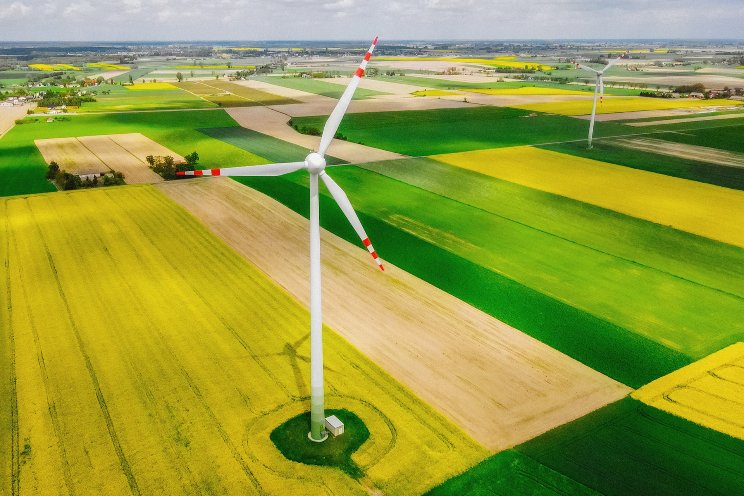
left=46, top=162, right=125, bottom=190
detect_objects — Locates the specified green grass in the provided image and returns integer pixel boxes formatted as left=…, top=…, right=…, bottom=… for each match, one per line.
left=540, top=139, right=744, bottom=191
left=198, top=126, right=345, bottom=165
left=516, top=398, right=744, bottom=496
left=113, top=68, right=152, bottom=82
left=270, top=409, right=368, bottom=479
left=290, top=107, right=635, bottom=156
left=253, top=76, right=387, bottom=99
left=644, top=123, right=744, bottom=154
left=0, top=110, right=266, bottom=197
left=235, top=170, right=701, bottom=388
left=425, top=450, right=599, bottom=495
left=370, top=75, right=642, bottom=95
left=76, top=84, right=215, bottom=112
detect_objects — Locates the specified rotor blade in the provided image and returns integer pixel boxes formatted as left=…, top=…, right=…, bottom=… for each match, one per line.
left=599, top=74, right=604, bottom=103
left=319, top=171, right=384, bottom=271
left=317, top=36, right=378, bottom=157
left=602, top=55, right=624, bottom=72
left=576, top=63, right=600, bottom=74
left=176, top=161, right=305, bottom=177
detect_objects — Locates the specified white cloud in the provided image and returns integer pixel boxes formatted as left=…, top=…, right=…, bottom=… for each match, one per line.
left=63, top=1, right=94, bottom=18
left=122, top=0, right=142, bottom=14
left=0, top=1, right=31, bottom=19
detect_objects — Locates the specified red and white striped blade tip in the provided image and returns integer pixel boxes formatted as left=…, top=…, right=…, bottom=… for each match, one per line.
left=176, top=169, right=221, bottom=176
left=362, top=237, right=384, bottom=271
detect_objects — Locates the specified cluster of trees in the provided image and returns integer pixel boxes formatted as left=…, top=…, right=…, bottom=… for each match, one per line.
left=674, top=83, right=706, bottom=94
left=39, top=90, right=96, bottom=108
left=46, top=162, right=125, bottom=190
left=639, top=91, right=673, bottom=99
left=289, top=120, right=346, bottom=141
left=147, top=151, right=199, bottom=179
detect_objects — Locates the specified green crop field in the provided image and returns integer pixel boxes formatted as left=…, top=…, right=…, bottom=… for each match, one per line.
left=290, top=107, right=635, bottom=156
left=174, top=80, right=296, bottom=107
left=253, top=76, right=387, bottom=99
left=370, top=75, right=642, bottom=95
left=541, top=139, right=744, bottom=191
left=516, top=398, right=744, bottom=495
left=431, top=398, right=744, bottom=495
left=113, top=68, right=153, bottom=82
left=0, top=186, right=486, bottom=495
left=74, top=84, right=215, bottom=112
left=426, top=450, right=599, bottom=495
left=233, top=161, right=744, bottom=387
left=0, top=110, right=266, bottom=197
left=644, top=122, right=744, bottom=153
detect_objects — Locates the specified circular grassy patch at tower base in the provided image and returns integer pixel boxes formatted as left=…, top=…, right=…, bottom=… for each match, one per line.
left=270, top=408, right=369, bottom=479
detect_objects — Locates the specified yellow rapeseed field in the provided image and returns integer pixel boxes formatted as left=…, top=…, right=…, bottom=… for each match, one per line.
left=88, top=62, right=129, bottom=70
left=0, top=186, right=486, bottom=495
left=377, top=56, right=556, bottom=71
left=512, top=97, right=744, bottom=116
left=466, top=87, right=591, bottom=96
left=28, top=63, right=82, bottom=71
left=633, top=342, right=744, bottom=440
left=124, top=82, right=179, bottom=91
left=431, top=146, right=744, bottom=248
left=411, top=89, right=462, bottom=97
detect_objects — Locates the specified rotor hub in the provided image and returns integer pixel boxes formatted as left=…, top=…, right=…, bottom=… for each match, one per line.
left=305, top=153, right=326, bottom=174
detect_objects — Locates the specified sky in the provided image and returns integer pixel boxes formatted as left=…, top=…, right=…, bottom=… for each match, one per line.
left=0, top=0, right=743, bottom=41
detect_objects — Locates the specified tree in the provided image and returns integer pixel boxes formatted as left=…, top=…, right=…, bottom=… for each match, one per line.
left=185, top=152, right=199, bottom=167
left=176, top=72, right=183, bottom=82
left=46, top=161, right=59, bottom=180
left=128, top=74, right=133, bottom=85
left=96, top=76, right=104, bottom=85
left=227, top=61, right=232, bottom=69
left=146, top=155, right=155, bottom=167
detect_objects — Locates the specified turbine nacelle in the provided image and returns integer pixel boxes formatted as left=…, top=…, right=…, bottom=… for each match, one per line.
left=305, top=152, right=327, bottom=174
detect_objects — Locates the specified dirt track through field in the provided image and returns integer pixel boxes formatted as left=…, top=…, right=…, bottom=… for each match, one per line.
left=159, top=178, right=631, bottom=451
left=226, top=106, right=405, bottom=163
left=609, top=137, right=744, bottom=168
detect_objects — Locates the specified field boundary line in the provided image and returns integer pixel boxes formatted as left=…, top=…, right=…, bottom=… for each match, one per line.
left=28, top=204, right=141, bottom=496
left=77, top=137, right=115, bottom=173
left=4, top=210, right=20, bottom=496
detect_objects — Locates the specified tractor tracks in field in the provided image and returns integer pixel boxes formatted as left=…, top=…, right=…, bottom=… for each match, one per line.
left=26, top=204, right=142, bottom=496
left=4, top=212, right=20, bottom=496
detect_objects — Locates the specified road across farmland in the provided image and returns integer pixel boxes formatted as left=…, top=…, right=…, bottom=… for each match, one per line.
left=160, top=178, right=630, bottom=452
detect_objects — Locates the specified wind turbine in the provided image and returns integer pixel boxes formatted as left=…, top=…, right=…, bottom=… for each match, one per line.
left=178, top=36, right=383, bottom=442
left=575, top=54, right=624, bottom=148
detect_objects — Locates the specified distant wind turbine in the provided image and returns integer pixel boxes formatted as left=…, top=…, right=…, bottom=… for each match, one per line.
left=575, top=54, right=625, bottom=148
left=178, top=36, right=382, bottom=442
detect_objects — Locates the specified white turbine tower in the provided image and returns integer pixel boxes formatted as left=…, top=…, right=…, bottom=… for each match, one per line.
left=575, top=54, right=624, bottom=148
left=178, top=36, right=383, bottom=442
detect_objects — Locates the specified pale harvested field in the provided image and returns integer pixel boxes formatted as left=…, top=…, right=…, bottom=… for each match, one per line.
left=419, top=74, right=513, bottom=83
left=160, top=178, right=631, bottom=452
left=433, top=146, right=744, bottom=248
left=232, top=79, right=316, bottom=99
left=318, top=77, right=429, bottom=94
left=108, top=133, right=186, bottom=164
left=89, top=70, right=128, bottom=80
left=633, top=342, right=744, bottom=440
left=226, top=106, right=405, bottom=163
left=35, top=133, right=181, bottom=183
left=609, top=137, right=744, bottom=168
left=627, top=112, right=744, bottom=126
left=35, top=137, right=109, bottom=175
left=77, top=136, right=163, bottom=184
left=604, top=74, right=744, bottom=89
left=0, top=105, right=30, bottom=138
